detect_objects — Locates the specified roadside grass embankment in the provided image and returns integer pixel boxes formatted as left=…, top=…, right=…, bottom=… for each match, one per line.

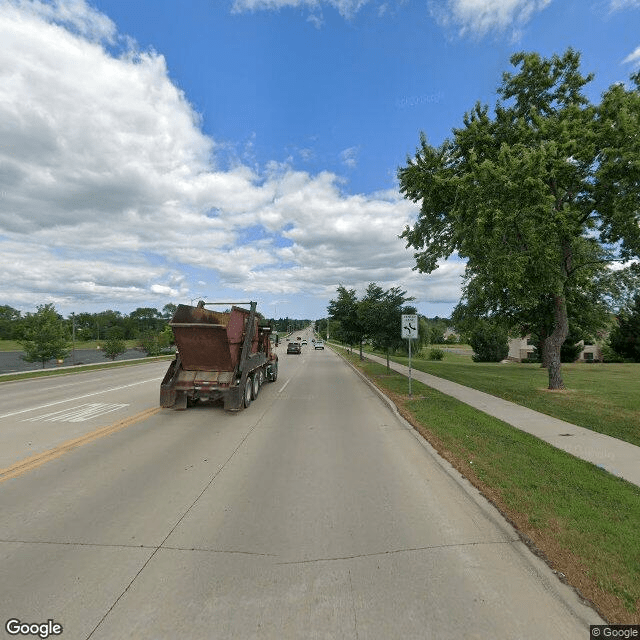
left=364, top=346, right=640, bottom=447
left=335, top=346, right=640, bottom=625
left=0, top=339, right=140, bottom=352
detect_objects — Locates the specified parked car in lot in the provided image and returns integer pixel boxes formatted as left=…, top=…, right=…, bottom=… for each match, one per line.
left=287, top=342, right=302, bottom=354
left=301, top=340, right=307, bottom=345
left=314, top=340, right=324, bottom=349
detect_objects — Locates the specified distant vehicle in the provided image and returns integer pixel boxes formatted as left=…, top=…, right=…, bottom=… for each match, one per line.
left=314, top=341, right=324, bottom=350
left=297, top=336, right=301, bottom=341
left=287, top=342, right=302, bottom=354
left=301, top=340, right=307, bottom=345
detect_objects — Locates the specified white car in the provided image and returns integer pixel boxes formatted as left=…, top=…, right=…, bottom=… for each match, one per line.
left=314, top=340, right=324, bottom=349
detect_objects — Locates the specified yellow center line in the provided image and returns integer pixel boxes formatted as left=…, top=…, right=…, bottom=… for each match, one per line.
left=0, top=406, right=161, bottom=483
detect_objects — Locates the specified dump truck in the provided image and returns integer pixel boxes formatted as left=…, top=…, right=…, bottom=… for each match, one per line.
left=160, top=301, right=278, bottom=411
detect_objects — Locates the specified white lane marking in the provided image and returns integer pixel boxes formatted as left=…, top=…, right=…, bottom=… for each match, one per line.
left=23, top=376, right=114, bottom=392
left=23, top=403, right=129, bottom=423
left=0, top=377, right=162, bottom=419
left=278, top=378, right=291, bottom=393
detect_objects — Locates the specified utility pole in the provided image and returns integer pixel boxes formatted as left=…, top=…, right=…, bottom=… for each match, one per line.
left=71, top=313, right=76, bottom=365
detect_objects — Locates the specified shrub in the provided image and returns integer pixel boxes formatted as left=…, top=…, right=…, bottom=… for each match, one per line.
left=428, top=348, right=445, bottom=360
left=470, top=323, right=509, bottom=362
left=560, top=338, right=583, bottom=363
left=601, top=343, right=626, bottom=363
left=102, top=336, right=126, bottom=360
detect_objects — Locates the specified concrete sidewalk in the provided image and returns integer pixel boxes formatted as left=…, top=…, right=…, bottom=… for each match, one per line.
left=360, top=351, right=640, bottom=489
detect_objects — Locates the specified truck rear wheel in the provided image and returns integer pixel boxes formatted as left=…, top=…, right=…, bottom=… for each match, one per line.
left=244, top=377, right=253, bottom=408
left=252, top=372, right=261, bottom=399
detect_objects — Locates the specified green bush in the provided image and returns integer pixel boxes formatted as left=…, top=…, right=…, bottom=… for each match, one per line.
left=561, top=335, right=583, bottom=363
left=428, top=348, right=445, bottom=360
left=601, top=342, right=626, bottom=363
left=470, top=323, right=509, bottom=362
left=102, top=336, right=126, bottom=360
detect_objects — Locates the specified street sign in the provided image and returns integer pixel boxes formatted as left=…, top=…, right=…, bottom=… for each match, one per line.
left=401, top=314, right=418, bottom=339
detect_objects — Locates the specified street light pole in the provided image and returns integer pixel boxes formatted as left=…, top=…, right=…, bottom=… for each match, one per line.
left=71, top=313, right=76, bottom=365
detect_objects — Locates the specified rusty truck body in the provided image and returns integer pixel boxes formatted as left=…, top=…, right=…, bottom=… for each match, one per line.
left=160, top=301, right=278, bottom=411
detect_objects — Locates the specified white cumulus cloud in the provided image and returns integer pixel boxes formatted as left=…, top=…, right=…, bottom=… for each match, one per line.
left=609, top=0, right=640, bottom=10
left=622, top=45, right=640, bottom=68
left=0, top=0, right=463, bottom=315
left=231, top=0, right=371, bottom=19
left=430, top=0, right=552, bottom=38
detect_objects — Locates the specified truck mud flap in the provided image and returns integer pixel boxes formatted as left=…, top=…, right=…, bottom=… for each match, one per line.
left=224, top=386, right=243, bottom=412
left=160, top=387, right=177, bottom=408
left=174, top=391, right=188, bottom=411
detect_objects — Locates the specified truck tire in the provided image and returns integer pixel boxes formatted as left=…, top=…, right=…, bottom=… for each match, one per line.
left=252, top=372, right=260, bottom=400
left=243, top=376, right=253, bottom=408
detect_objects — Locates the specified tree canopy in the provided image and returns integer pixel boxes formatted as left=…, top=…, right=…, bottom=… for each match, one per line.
left=399, top=48, right=640, bottom=389
left=328, top=283, right=415, bottom=368
left=19, top=304, right=71, bottom=368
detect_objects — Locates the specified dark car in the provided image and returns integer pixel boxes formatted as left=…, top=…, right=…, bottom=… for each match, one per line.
left=287, top=342, right=302, bottom=354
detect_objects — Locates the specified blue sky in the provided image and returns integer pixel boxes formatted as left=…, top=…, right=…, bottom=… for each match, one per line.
left=1, top=0, right=639, bottom=321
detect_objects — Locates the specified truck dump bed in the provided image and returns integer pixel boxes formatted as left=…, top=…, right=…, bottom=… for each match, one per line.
left=170, top=304, right=252, bottom=373
left=160, top=301, right=278, bottom=411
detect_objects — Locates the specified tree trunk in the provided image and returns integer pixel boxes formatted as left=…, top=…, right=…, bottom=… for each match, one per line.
left=540, top=336, right=551, bottom=368
left=359, top=340, right=363, bottom=361
left=544, top=294, right=569, bottom=390
left=386, top=348, right=390, bottom=371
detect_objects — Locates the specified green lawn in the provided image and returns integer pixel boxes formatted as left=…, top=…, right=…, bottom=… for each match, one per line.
left=338, top=349, right=640, bottom=624
left=0, top=339, right=140, bottom=351
left=0, top=340, right=22, bottom=351
left=361, top=347, right=640, bottom=447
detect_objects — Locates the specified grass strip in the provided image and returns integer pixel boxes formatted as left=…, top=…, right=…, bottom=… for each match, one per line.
left=360, top=347, right=640, bottom=447
left=337, top=347, right=640, bottom=624
left=0, top=339, right=141, bottom=352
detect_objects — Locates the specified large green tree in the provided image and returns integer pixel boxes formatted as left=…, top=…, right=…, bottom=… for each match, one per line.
left=358, top=283, right=415, bottom=370
left=20, top=304, right=71, bottom=368
left=327, top=285, right=366, bottom=358
left=399, top=49, right=640, bottom=389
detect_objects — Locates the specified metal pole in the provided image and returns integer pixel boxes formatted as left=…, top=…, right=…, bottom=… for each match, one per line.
left=408, top=338, right=412, bottom=398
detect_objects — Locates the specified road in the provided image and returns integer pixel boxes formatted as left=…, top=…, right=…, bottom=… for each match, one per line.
left=0, top=330, right=601, bottom=639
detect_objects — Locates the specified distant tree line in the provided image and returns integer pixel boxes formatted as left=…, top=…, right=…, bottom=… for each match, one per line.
left=0, top=303, right=177, bottom=342
left=263, top=317, right=310, bottom=334
left=319, top=283, right=640, bottom=365
left=0, top=302, right=316, bottom=367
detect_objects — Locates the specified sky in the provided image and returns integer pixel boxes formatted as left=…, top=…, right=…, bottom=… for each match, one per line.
left=0, top=0, right=639, bottom=321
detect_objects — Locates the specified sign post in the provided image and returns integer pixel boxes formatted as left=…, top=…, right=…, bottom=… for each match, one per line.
left=401, top=314, right=418, bottom=397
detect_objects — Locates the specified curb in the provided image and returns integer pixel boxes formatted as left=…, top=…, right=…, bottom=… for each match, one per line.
left=330, top=344, right=606, bottom=626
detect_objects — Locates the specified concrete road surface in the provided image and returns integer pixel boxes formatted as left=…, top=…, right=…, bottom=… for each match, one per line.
left=0, top=333, right=602, bottom=639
